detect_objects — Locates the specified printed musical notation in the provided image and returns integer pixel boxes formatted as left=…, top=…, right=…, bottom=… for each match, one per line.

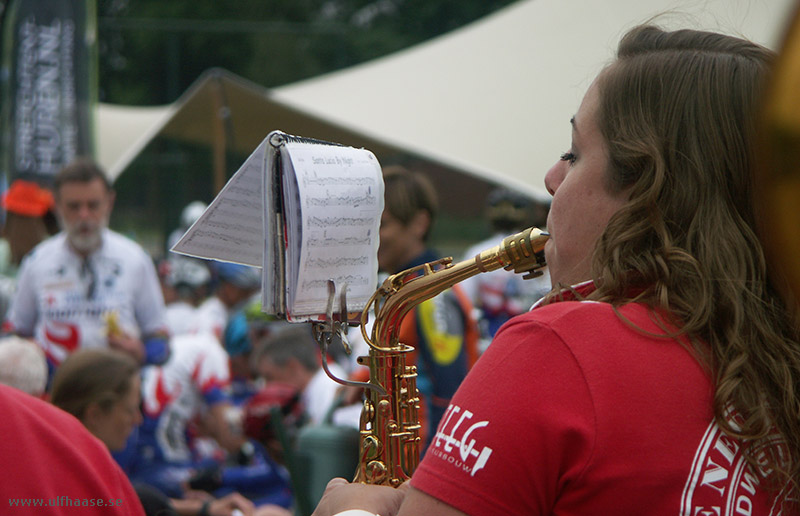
left=301, top=275, right=372, bottom=290
left=308, top=216, right=374, bottom=228
left=306, top=256, right=370, bottom=268
left=282, top=140, right=384, bottom=317
left=306, top=193, right=377, bottom=208
left=306, top=235, right=373, bottom=247
left=172, top=132, right=384, bottom=320
left=171, top=139, right=266, bottom=268
left=303, top=173, right=376, bottom=187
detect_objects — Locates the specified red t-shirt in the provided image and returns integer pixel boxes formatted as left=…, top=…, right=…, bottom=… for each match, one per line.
left=0, top=384, right=145, bottom=515
left=411, top=294, right=793, bottom=515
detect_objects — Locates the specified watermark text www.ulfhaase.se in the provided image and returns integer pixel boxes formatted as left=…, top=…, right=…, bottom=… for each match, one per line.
left=9, top=497, right=124, bottom=508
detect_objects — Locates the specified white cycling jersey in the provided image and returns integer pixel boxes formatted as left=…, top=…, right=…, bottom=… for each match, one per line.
left=6, top=229, right=167, bottom=365
left=139, top=331, right=231, bottom=463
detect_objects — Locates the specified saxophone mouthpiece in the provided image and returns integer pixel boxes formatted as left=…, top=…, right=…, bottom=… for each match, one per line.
left=500, top=226, right=548, bottom=278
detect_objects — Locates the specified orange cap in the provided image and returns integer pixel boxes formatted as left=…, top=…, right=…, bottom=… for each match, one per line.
left=2, top=180, right=55, bottom=217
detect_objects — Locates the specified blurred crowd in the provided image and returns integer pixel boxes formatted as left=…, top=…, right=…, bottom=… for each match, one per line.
left=0, top=158, right=549, bottom=516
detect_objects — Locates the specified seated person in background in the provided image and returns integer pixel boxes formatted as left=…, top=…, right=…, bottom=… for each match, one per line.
left=0, top=334, right=49, bottom=398
left=223, top=299, right=289, bottom=406
left=250, top=325, right=359, bottom=428
left=50, top=348, right=264, bottom=516
left=242, top=382, right=306, bottom=466
left=130, top=330, right=292, bottom=510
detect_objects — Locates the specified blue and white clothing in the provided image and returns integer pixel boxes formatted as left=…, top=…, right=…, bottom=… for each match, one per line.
left=137, top=332, right=231, bottom=466
left=131, top=332, right=291, bottom=507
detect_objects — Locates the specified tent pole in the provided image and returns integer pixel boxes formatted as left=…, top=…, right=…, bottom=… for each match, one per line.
left=211, top=75, right=227, bottom=194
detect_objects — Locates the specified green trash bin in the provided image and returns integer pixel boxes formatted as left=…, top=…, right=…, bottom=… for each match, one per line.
left=293, top=418, right=360, bottom=511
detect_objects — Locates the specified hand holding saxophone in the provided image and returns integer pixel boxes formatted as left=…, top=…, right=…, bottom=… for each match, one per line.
left=311, top=478, right=409, bottom=516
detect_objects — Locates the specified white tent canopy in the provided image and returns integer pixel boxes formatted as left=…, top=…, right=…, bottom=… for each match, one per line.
left=96, top=103, right=176, bottom=182
left=97, top=0, right=798, bottom=201
left=272, top=0, right=797, bottom=200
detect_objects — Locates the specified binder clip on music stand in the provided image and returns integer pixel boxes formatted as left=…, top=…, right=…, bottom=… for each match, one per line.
left=311, top=280, right=382, bottom=394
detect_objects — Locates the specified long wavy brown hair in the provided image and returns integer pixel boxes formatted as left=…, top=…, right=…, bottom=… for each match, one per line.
left=587, top=25, right=800, bottom=488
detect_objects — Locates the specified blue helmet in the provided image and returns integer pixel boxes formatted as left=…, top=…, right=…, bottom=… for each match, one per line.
left=214, top=262, right=261, bottom=290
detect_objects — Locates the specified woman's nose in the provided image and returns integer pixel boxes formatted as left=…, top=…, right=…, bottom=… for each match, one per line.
left=544, top=161, right=564, bottom=196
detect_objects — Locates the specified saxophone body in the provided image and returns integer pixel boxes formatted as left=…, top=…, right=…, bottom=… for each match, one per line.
left=354, top=227, right=550, bottom=486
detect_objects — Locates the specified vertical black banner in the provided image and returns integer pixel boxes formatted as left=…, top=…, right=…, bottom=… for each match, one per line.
left=0, top=0, right=96, bottom=188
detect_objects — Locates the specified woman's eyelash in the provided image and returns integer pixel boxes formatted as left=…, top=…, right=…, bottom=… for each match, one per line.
left=560, top=151, right=576, bottom=164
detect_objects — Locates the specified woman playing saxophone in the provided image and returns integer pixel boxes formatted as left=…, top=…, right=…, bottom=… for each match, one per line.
left=313, top=24, right=800, bottom=516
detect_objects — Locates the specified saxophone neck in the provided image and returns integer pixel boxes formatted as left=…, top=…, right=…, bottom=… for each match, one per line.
left=369, top=227, right=549, bottom=349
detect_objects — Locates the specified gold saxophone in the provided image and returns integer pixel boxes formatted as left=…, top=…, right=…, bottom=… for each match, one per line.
left=353, top=226, right=549, bottom=486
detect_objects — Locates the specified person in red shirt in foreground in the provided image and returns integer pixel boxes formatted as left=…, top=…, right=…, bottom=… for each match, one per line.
left=0, top=381, right=146, bottom=515
left=311, top=24, right=800, bottom=516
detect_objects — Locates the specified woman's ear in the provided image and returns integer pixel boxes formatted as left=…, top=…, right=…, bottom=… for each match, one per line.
left=408, top=210, right=432, bottom=242
left=82, top=402, right=104, bottom=433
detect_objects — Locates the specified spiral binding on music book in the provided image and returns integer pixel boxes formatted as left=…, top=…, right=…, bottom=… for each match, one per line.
left=268, top=130, right=346, bottom=149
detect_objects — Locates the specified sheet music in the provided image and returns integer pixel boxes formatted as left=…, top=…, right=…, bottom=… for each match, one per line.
left=282, top=141, right=383, bottom=318
left=171, top=130, right=384, bottom=322
left=172, top=139, right=267, bottom=267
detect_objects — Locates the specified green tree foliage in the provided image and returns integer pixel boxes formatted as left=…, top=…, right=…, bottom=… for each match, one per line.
left=98, top=0, right=518, bottom=105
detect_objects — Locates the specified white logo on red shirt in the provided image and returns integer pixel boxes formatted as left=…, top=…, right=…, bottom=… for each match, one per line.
left=681, top=417, right=794, bottom=515
left=430, top=404, right=493, bottom=477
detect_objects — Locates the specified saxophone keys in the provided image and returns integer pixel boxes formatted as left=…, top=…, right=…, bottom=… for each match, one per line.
left=361, top=434, right=381, bottom=460
left=365, top=460, right=388, bottom=485
left=377, top=399, right=393, bottom=417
